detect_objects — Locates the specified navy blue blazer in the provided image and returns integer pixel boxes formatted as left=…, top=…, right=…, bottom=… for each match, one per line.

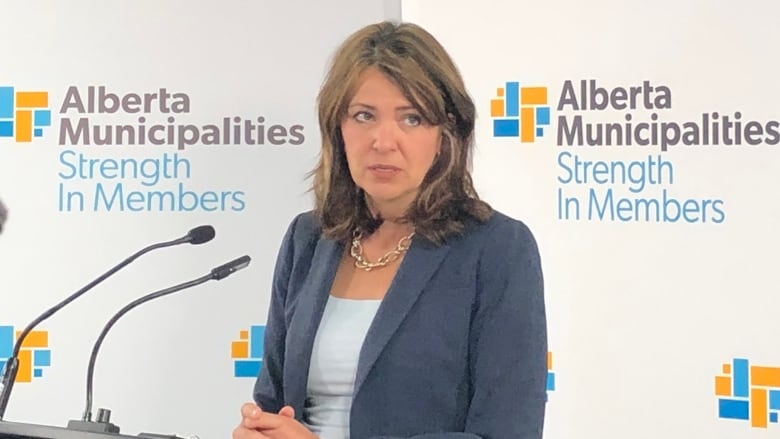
left=253, top=210, right=547, bottom=438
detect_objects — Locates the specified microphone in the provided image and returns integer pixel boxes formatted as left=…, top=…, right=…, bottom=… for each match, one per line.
left=70, top=255, right=251, bottom=432
left=0, top=225, right=216, bottom=420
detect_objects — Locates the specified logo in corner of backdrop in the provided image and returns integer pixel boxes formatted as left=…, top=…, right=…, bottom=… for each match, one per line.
left=0, top=325, right=51, bottom=383
left=0, top=86, right=52, bottom=142
left=231, top=325, right=265, bottom=378
left=490, top=81, right=550, bottom=142
left=715, top=358, right=780, bottom=429
left=546, top=351, right=555, bottom=394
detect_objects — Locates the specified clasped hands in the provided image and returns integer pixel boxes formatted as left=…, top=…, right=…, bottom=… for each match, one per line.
left=233, top=402, right=318, bottom=439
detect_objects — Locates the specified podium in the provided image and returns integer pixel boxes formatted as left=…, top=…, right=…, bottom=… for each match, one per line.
left=0, top=420, right=131, bottom=439
left=0, top=420, right=184, bottom=439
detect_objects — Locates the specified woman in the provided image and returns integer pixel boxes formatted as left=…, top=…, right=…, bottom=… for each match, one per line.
left=233, top=20, right=547, bottom=439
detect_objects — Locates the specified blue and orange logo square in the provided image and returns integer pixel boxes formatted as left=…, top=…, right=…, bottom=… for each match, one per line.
left=491, top=81, right=550, bottom=143
left=547, top=351, right=555, bottom=392
left=0, top=86, right=51, bottom=142
left=716, top=358, right=780, bottom=428
left=231, top=326, right=264, bottom=378
left=0, top=326, right=51, bottom=383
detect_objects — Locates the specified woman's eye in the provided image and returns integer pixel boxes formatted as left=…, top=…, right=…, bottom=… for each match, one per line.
left=404, top=114, right=422, bottom=126
left=354, top=111, right=373, bottom=122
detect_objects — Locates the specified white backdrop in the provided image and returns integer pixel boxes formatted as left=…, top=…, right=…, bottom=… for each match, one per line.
left=0, top=1, right=399, bottom=438
left=4, top=1, right=780, bottom=438
left=404, top=0, right=780, bottom=438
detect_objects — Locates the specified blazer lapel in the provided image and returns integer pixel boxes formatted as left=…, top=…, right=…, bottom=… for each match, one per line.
left=353, top=237, right=451, bottom=397
left=283, top=236, right=343, bottom=414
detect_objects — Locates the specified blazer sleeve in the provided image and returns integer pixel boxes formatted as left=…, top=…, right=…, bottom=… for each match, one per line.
left=463, top=218, right=547, bottom=438
left=371, top=218, right=548, bottom=439
left=252, top=214, right=302, bottom=413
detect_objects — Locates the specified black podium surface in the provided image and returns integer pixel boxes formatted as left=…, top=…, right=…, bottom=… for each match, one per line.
left=0, top=421, right=183, bottom=439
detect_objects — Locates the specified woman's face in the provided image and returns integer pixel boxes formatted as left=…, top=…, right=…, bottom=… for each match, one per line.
left=340, top=67, right=440, bottom=215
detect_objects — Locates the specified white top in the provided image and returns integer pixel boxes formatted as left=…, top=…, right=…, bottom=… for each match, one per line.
left=302, top=295, right=382, bottom=439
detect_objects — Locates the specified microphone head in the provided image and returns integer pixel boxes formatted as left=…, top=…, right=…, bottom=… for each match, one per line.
left=211, top=255, right=252, bottom=280
left=187, top=225, right=215, bottom=244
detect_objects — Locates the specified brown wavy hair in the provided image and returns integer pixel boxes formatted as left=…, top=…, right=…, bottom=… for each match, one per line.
left=310, top=21, right=492, bottom=245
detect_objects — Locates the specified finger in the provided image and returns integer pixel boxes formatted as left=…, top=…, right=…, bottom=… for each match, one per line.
left=241, top=402, right=262, bottom=419
left=278, top=406, right=295, bottom=418
left=243, top=411, right=285, bottom=430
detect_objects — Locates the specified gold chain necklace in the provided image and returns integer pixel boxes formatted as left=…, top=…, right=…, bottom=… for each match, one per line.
left=350, top=229, right=414, bottom=271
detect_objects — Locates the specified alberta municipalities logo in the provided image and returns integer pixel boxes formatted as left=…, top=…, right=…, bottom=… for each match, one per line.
left=715, top=358, right=780, bottom=429
left=486, top=78, right=780, bottom=225
left=0, top=86, right=52, bottom=142
left=490, top=78, right=780, bottom=151
left=0, top=325, right=51, bottom=383
left=231, top=325, right=265, bottom=378
left=490, top=81, right=551, bottom=143
left=1, top=85, right=307, bottom=214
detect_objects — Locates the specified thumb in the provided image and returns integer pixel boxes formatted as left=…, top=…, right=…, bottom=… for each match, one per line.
left=278, top=405, right=295, bottom=418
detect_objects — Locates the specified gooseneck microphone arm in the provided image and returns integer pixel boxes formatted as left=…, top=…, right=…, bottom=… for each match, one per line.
left=80, top=255, right=251, bottom=423
left=0, top=225, right=216, bottom=421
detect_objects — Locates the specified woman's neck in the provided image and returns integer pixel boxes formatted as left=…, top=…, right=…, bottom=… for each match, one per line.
left=365, top=194, right=414, bottom=223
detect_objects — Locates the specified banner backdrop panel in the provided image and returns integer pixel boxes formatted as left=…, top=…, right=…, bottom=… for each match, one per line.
left=404, top=1, right=779, bottom=438
left=0, top=1, right=397, bottom=438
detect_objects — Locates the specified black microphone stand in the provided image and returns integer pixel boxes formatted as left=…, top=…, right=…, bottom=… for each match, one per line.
left=0, top=255, right=249, bottom=439
left=68, top=255, right=251, bottom=434
left=0, top=226, right=214, bottom=420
